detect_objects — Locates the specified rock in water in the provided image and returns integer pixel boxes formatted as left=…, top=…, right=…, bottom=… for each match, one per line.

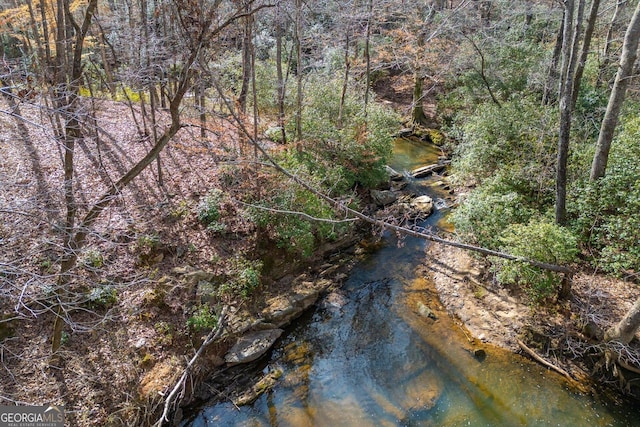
left=371, top=189, right=398, bottom=207
left=233, top=368, right=284, bottom=406
left=417, top=301, right=437, bottom=320
left=225, top=329, right=284, bottom=366
left=385, top=165, right=404, bottom=181
left=410, top=195, right=434, bottom=216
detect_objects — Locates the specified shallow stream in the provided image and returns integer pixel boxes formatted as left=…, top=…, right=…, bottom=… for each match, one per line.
left=184, top=139, right=636, bottom=426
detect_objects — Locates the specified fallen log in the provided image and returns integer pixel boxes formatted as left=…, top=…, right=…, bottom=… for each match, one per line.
left=516, top=338, right=572, bottom=379
left=411, top=163, right=447, bottom=178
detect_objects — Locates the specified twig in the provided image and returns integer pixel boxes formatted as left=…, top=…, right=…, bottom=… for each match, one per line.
left=155, top=306, right=228, bottom=427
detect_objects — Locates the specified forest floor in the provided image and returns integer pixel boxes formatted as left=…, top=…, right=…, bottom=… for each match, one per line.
left=0, top=94, right=326, bottom=426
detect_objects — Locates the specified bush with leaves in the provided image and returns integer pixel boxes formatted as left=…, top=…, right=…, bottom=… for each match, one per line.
left=218, top=257, right=263, bottom=299
left=492, top=218, right=578, bottom=303
left=452, top=173, right=539, bottom=249
left=570, top=114, right=640, bottom=275
left=450, top=98, right=557, bottom=189
left=187, top=304, right=218, bottom=331
left=249, top=167, right=353, bottom=258
left=293, top=74, right=398, bottom=192
left=197, top=188, right=227, bottom=233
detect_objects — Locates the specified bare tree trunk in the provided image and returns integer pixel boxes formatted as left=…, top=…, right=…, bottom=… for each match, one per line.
left=275, top=3, right=287, bottom=144
left=363, top=0, right=373, bottom=116
left=411, top=70, right=429, bottom=124
left=198, top=81, right=206, bottom=139
left=338, top=30, right=350, bottom=129
left=555, top=0, right=584, bottom=225
left=52, top=0, right=99, bottom=356
left=237, top=1, right=253, bottom=115
left=571, top=0, right=601, bottom=108
left=605, top=297, right=640, bottom=344
left=597, top=0, right=627, bottom=89
left=590, top=1, right=640, bottom=181
left=294, top=0, right=303, bottom=141
left=543, top=15, right=564, bottom=105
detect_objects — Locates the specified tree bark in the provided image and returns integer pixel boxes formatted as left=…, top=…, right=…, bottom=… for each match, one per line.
left=590, top=1, right=640, bottom=181
left=363, top=0, right=373, bottom=116
left=571, top=0, right=600, bottom=109
left=555, top=0, right=584, bottom=225
left=543, top=14, right=564, bottom=105
left=605, top=297, right=640, bottom=344
left=294, top=0, right=303, bottom=141
left=275, top=2, right=286, bottom=143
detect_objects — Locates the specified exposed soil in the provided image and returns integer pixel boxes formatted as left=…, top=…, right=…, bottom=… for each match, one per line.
left=422, top=236, right=640, bottom=399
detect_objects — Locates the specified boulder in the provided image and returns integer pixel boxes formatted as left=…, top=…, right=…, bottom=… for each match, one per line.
left=225, top=329, right=284, bottom=366
left=385, top=165, right=404, bottom=181
left=262, top=288, right=321, bottom=327
left=410, top=195, right=434, bottom=216
left=371, top=189, right=398, bottom=207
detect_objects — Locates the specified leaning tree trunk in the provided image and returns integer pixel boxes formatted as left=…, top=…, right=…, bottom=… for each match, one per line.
left=605, top=297, right=640, bottom=344
left=590, top=1, right=640, bottom=181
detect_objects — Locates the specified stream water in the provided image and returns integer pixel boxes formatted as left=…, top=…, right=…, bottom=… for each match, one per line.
left=184, top=139, right=637, bottom=426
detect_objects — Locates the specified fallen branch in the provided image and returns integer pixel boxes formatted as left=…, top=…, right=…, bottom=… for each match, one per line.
left=155, top=306, right=228, bottom=427
left=517, top=338, right=573, bottom=380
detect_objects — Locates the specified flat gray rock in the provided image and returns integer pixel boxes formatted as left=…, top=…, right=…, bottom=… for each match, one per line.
left=225, top=329, right=284, bottom=366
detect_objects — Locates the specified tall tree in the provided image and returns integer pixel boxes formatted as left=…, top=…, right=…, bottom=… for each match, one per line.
left=294, top=0, right=303, bottom=141
left=571, top=0, right=601, bottom=108
left=555, top=0, right=584, bottom=225
left=590, top=1, right=640, bottom=181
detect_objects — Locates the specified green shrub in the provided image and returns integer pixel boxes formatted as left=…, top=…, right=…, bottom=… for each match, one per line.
left=293, top=75, right=397, bottom=192
left=493, top=219, right=578, bottom=303
left=82, top=249, right=104, bottom=269
left=197, top=189, right=226, bottom=233
left=248, top=172, right=354, bottom=257
left=87, top=286, right=118, bottom=308
left=570, top=114, right=640, bottom=275
left=452, top=174, right=538, bottom=249
left=218, top=257, right=263, bottom=299
left=187, top=304, right=218, bottom=331
left=451, top=98, right=557, bottom=187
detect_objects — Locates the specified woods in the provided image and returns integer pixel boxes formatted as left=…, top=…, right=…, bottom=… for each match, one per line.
left=2, top=0, right=640, bottom=424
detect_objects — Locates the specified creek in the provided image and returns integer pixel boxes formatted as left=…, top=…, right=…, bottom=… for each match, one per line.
left=183, top=138, right=636, bottom=426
